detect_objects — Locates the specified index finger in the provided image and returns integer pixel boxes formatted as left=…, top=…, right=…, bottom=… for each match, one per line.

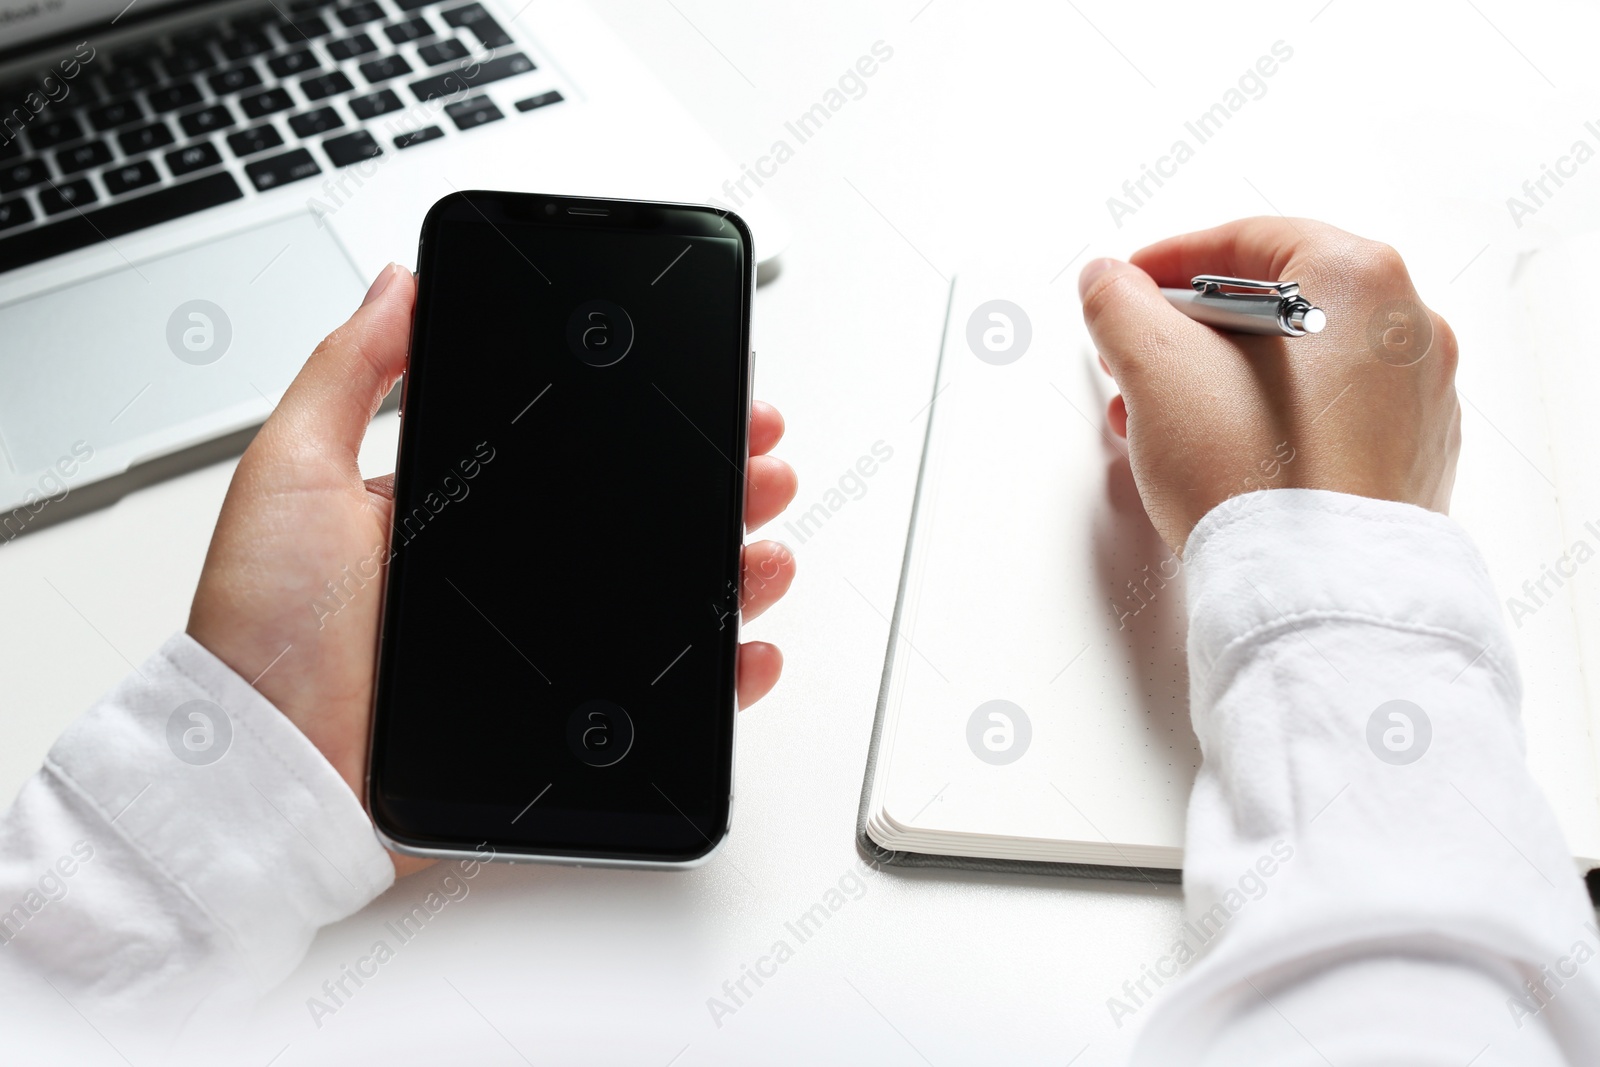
left=749, top=400, right=784, bottom=456
left=1130, top=216, right=1356, bottom=288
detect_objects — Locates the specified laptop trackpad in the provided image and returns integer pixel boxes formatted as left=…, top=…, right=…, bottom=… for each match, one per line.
left=0, top=212, right=365, bottom=478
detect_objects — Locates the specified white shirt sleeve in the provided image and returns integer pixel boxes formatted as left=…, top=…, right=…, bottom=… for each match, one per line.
left=1130, top=489, right=1600, bottom=1065
left=0, top=632, right=393, bottom=1055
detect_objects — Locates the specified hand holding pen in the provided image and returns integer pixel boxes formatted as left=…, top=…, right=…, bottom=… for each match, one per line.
left=1078, top=216, right=1460, bottom=554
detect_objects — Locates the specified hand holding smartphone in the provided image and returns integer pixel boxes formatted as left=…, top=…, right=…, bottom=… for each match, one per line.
left=368, top=192, right=784, bottom=867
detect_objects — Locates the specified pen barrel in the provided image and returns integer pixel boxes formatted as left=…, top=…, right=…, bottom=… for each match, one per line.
left=1159, top=288, right=1290, bottom=335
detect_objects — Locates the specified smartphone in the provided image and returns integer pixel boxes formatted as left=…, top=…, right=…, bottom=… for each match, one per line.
left=368, top=191, right=754, bottom=867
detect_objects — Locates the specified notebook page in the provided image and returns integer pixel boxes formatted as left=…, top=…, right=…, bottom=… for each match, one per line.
left=871, top=275, right=1195, bottom=867
left=1516, top=231, right=1600, bottom=866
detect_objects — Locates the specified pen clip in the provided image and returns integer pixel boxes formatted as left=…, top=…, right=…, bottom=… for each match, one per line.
left=1190, top=275, right=1301, bottom=300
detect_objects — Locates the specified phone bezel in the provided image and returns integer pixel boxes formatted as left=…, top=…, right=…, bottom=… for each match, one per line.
left=365, top=191, right=756, bottom=869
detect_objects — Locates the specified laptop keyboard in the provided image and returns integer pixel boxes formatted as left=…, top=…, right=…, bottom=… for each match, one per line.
left=0, top=0, right=562, bottom=275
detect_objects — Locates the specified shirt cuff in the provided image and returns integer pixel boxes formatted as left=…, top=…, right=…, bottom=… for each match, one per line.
left=1183, top=487, right=1521, bottom=713
left=41, top=632, right=394, bottom=991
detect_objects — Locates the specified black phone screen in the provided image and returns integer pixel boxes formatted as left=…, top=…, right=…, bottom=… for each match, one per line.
left=369, top=193, right=752, bottom=863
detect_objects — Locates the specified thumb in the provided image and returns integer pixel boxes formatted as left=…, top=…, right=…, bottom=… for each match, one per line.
left=266, top=262, right=416, bottom=467
left=1077, top=257, right=1201, bottom=388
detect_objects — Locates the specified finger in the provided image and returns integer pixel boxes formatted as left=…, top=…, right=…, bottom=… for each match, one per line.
left=746, top=456, right=798, bottom=530
left=1098, top=354, right=1112, bottom=376
left=390, top=853, right=437, bottom=879
left=750, top=400, right=784, bottom=456
left=267, top=263, right=416, bottom=467
left=364, top=472, right=395, bottom=500
left=736, top=641, right=784, bottom=709
left=741, top=540, right=796, bottom=622
left=1129, top=216, right=1352, bottom=287
left=1078, top=257, right=1209, bottom=384
left=1107, top=394, right=1128, bottom=438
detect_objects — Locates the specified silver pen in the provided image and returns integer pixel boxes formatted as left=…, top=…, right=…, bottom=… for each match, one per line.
left=1160, top=275, right=1327, bottom=337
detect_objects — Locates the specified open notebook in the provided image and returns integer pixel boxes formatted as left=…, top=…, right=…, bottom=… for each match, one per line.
left=858, top=237, right=1600, bottom=882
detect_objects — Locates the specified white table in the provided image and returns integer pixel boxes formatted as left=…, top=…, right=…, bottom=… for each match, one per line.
left=5, top=1, right=1598, bottom=1062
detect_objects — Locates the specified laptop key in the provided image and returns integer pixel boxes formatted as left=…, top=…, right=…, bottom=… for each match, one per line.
left=148, top=83, right=204, bottom=112
left=240, top=88, right=295, bottom=118
left=286, top=13, right=333, bottom=38
left=210, top=66, right=265, bottom=95
left=166, top=141, right=224, bottom=176
left=39, top=178, right=97, bottom=215
left=438, top=3, right=486, bottom=27
left=444, top=96, right=502, bottom=130
left=55, top=140, right=114, bottom=175
left=180, top=104, right=236, bottom=137
left=0, top=196, right=33, bottom=231
left=289, top=107, right=343, bottom=137
left=384, top=17, right=434, bottom=44
left=0, top=158, right=48, bottom=193
left=233, top=10, right=278, bottom=33
left=417, top=39, right=468, bottom=67
left=393, top=125, right=442, bottom=148
left=348, top=88, right=403, bottom=119
left=221, top=33, right=273, bottom=61
left=108, top=43, right=162, bottom=66
left=69, top=72, right=111, bottom=105
left=27, top=115, right=86, bottom=150
left=300, top=71, right=354, bottom=100
left=172, top=26, right=226, bottom=52
left=440, top=4, right=512, bottom=47
left=472, top=22, right=514, bottom=49
left=118, top=121, right=176, bottom=155
left=103, top=159, right=162, bottom=196
left=88, top=99, right=146, bottom=130
left=226, top=124, right=285, bottom=157
left=326, top=34, right=379, bottom=60
left=335, top=2, right=385, bottom=27
left=393, top=0, right=433, bottom=10
left=515, top=89, right=563, bottom=112
left=269, top=50, right=321, bottom=77
left=163, top=47, right=218, bottom=78
left=323, top=129, right=381, bottom=167
left=358, top=55, right=411, bottom=84
left=244, top=147, right=321, bottom=191
left=0, top=170, right=244, bottom=274
left=409, top=53, right=533, bottom=101
left=104, top=63, right=158, bottom=94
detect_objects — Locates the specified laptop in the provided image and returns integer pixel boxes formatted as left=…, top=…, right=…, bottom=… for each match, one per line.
left=0, top=0, right=789, bottom=526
